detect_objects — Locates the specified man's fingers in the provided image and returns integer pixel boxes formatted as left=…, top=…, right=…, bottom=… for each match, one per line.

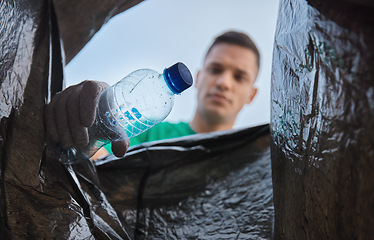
left=80, top=80, right=110, bottom=127
left=111, top=140, right=130, bottom=158
left=67, top=84, right=89, bottom=148
left=45, top=80, right=110, bottom=150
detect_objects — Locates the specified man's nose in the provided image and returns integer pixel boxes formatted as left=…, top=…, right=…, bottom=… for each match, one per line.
left=215, top=71, right=232, bottom=89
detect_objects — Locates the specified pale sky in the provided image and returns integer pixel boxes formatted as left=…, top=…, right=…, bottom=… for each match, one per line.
left=65, top=0, right=280, bottom=129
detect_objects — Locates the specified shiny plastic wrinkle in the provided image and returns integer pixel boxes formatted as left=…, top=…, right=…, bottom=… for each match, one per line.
left=96, top=124, right=273, bottom=239
left=0, top=1, right=36, bottom=119
left=271, top=0, right=374, bottom=239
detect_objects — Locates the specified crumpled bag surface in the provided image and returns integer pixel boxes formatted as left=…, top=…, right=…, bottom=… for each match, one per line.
left=271, top=0, right=374, bottom=239
left=96, top=124, right=273, bottom=239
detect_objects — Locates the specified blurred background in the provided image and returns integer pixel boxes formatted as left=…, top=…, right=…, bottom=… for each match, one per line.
left=65, top=0, right=279, bottom=129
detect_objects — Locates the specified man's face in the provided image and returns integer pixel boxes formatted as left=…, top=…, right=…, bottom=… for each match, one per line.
left=195, top=43, right=258, bottom=124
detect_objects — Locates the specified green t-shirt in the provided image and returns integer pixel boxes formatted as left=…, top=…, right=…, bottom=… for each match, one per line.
left=103, top=122, right=196, bottom=154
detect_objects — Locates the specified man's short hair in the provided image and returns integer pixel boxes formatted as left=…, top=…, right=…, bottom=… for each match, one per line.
left=205, top=31, right=260, bottom=69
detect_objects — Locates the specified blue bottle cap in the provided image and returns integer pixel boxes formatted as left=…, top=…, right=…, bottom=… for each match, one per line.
left=163, top=62, right=193, bottom=94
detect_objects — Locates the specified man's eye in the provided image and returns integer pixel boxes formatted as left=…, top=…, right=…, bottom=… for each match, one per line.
left=208, top=67, right=221, bottom=74
left=235, top=74, right=245, bottom=82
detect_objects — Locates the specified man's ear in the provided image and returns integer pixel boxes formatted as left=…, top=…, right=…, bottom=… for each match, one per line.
left=195, top=70, right=201, bottom=88
left=246, top=87, right=257, bottom=104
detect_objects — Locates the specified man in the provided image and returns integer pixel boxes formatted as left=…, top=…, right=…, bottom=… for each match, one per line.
left=45, top=31, right=260, bottom=159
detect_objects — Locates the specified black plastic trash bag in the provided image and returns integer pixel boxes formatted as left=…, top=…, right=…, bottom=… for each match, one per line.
left=96, top=124, right=273, bottom=239
left=271, top=0, right=374, bottom=239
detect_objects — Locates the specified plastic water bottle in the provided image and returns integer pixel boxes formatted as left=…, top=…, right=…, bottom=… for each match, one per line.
left=59, top=62, right=193, bottom=164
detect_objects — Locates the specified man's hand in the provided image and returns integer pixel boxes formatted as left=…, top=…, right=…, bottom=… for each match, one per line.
left=45, top=80, right=129, bottom=158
